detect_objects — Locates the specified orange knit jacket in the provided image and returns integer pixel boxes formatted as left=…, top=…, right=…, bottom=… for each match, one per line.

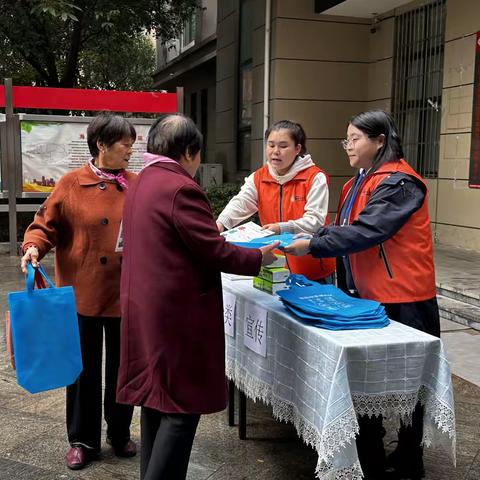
left=23, top=164, right=136, bottom=317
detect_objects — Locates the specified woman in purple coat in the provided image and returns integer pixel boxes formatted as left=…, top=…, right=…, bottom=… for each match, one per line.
left=116, top=114, right=278, bottom=480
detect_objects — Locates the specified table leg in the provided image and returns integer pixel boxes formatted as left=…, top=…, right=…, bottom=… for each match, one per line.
left=228, top=379, right=235, bottom=426
left=239, top=390, right=247, bottom=440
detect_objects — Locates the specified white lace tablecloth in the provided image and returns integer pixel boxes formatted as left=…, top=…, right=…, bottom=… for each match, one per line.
left=223, top=277, right=456, bottom=480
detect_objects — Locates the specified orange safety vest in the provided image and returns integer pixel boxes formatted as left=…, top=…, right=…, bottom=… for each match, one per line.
left=254, top=164, right=335, bottom=280
left=337, top=159, right=436, bottom=303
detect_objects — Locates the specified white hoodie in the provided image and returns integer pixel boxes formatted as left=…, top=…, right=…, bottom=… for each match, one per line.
left=217, top=154, right=329, bottom=234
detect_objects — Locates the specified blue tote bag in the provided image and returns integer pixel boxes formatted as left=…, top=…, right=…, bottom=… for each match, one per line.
left=7, top=263, right=82, bottom=394
left=232, top=232, right=296, bottom=249
left=278, top=274, right=389, bottom=330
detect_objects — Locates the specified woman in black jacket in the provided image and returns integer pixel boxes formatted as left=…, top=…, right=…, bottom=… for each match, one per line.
left=285, top=110, right=440, bottom=480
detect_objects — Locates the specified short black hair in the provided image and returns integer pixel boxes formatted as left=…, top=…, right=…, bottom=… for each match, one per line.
left=264, top=120, right=307, bottom=156
left=87, top=112, right=136, bottom=157
left=147, top=113, right=203, bottom=161
left=349, top=110, right=404, bottom=166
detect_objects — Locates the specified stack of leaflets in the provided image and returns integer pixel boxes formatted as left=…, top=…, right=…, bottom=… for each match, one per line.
left=221, top=221, right=275, bottom=243
left=277, top=275, right=390, bottom=330
left=222, top=222, right=275, bottom=280
left=221, top=223, right=292, bottom=291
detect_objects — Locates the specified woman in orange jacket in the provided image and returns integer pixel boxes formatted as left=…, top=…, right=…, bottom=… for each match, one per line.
left=217, top=120, right=335, bottom=282
left=20, top=112, right=137, bottom=470
left=285, top=110, right=440, bottom=480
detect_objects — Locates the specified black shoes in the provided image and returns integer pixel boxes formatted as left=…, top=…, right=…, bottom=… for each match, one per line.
left=384, top=445, right=425, bottom=480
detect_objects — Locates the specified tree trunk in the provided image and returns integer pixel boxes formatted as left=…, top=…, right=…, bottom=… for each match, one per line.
left=60, top=14, right=84, bottom=88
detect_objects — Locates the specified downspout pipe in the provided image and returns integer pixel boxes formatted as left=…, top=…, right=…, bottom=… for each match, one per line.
left=263, top=0, right=272, bottom=164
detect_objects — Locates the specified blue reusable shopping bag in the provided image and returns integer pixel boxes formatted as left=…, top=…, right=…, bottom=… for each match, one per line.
left=277, top=274, right=390, bottom=330
left=232, top=232, right=296, bottom=249
left=7, top=263, right=82, bottom=394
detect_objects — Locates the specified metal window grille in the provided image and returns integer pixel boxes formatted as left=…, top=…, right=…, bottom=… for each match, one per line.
left=392, top=0, right=446, bottom=178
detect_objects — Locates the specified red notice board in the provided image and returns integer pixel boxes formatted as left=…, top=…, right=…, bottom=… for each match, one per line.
left=469, top=32, right=480, bottom=188
left=0, top=85, right=177, bottom=113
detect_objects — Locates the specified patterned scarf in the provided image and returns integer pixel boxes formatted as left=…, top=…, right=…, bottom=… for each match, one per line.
left=88, top=159, right=129, bottom=190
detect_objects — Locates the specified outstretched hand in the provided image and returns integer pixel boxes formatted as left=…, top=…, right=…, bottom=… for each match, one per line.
left=283, top=239, right=311, bottom=257
left=259, top=241, right=281, bottom=266
left=262, top=223, right=280, bottom=235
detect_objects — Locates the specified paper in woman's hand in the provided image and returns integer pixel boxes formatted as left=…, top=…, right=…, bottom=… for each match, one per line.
left=221, top=221, right=274, bottom=243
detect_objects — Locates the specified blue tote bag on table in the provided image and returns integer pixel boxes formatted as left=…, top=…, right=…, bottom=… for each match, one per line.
left=7, top=263, right=82, bottom=394
left=277, top=274, right=390, bottom=330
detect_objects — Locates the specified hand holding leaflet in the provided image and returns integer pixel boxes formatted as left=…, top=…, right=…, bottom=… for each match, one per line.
left=221, top=221, right=274, bottom=242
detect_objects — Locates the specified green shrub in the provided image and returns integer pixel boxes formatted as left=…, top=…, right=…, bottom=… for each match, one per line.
left=205, top=183, right=241, bottom=218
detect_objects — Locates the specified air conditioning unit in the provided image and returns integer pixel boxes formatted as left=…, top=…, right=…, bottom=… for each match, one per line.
left=196, top=163, right=223, bottom=188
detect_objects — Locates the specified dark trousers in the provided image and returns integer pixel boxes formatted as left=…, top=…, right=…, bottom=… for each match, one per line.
left=356, top=404, right=424, bottom=477
left=141, top=407, right=200, bottom=480
left=66, top=314, right=134, bottom=452
left=355, top=298, right=440, bottom=477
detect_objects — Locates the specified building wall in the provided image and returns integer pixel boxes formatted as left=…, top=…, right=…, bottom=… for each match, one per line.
left=153, top=0, right=217, bottom=164
left=179, top=62, right=217, bottom=164
left=156, top=0, right=217, bottom=68
left=215, top=0, right=395, bottom=206
left=201, top=0, right=218, bottom=39
left=250, top=0, right=267, bottom=174
left=215, top=0, right=239, bottom=181
left=268, top=0, right=395, bottom=211
left=214, top=0, right=480, bottom=251
left=434, top=0, right=480, bottom=250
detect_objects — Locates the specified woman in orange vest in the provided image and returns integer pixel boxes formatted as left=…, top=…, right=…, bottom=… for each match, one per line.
left=216, top=120, right=335, bottom=282
left=285, top=110, right=440, bottom=480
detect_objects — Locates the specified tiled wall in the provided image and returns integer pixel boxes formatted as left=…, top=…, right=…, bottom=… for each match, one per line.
left=215, top=0, right=480, bottom=252
left=268, top=0, right=393, bottom=211
left=435, top=0, right=480, bottom=250
left=215, top=0, right=239, bottom=181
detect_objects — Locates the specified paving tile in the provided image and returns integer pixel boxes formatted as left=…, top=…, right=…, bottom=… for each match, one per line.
left=452, top=375, right=480, bottom=405
left=423, top=451, right=473, bottom=479
left=442, top=332, right=480, bottom=387
left=0, top=248, right=479, bottom=479
left=0, top=457, right=74, bottom=480
left=440, top=317, right=472, bottom=332
left=463, top=453, right=480, bottom=480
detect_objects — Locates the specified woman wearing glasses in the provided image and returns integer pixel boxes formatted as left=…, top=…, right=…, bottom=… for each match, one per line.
left=285, top=110, right=439, bottom=480
left=217, top=120, right=335, bottom=282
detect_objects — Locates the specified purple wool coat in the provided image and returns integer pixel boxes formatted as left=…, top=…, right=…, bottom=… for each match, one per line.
left=116, top=161, right=262, bottom=414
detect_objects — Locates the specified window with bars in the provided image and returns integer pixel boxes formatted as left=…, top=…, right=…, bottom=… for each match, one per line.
left=392, top=0, right=446, bottom=178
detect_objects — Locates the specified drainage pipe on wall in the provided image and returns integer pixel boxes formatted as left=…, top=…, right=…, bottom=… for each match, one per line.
left=263, top=0, right=272, bottom=164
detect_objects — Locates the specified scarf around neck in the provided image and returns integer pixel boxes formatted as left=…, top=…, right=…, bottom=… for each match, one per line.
left=88, top=159, right=129, bottom=190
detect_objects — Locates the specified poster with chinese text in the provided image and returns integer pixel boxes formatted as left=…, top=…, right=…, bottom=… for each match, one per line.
left=223, top=292, right=236, bottom=338
left=243, top=303, right=267, bottom=357
left=20, top=120, right=150, bottom=193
